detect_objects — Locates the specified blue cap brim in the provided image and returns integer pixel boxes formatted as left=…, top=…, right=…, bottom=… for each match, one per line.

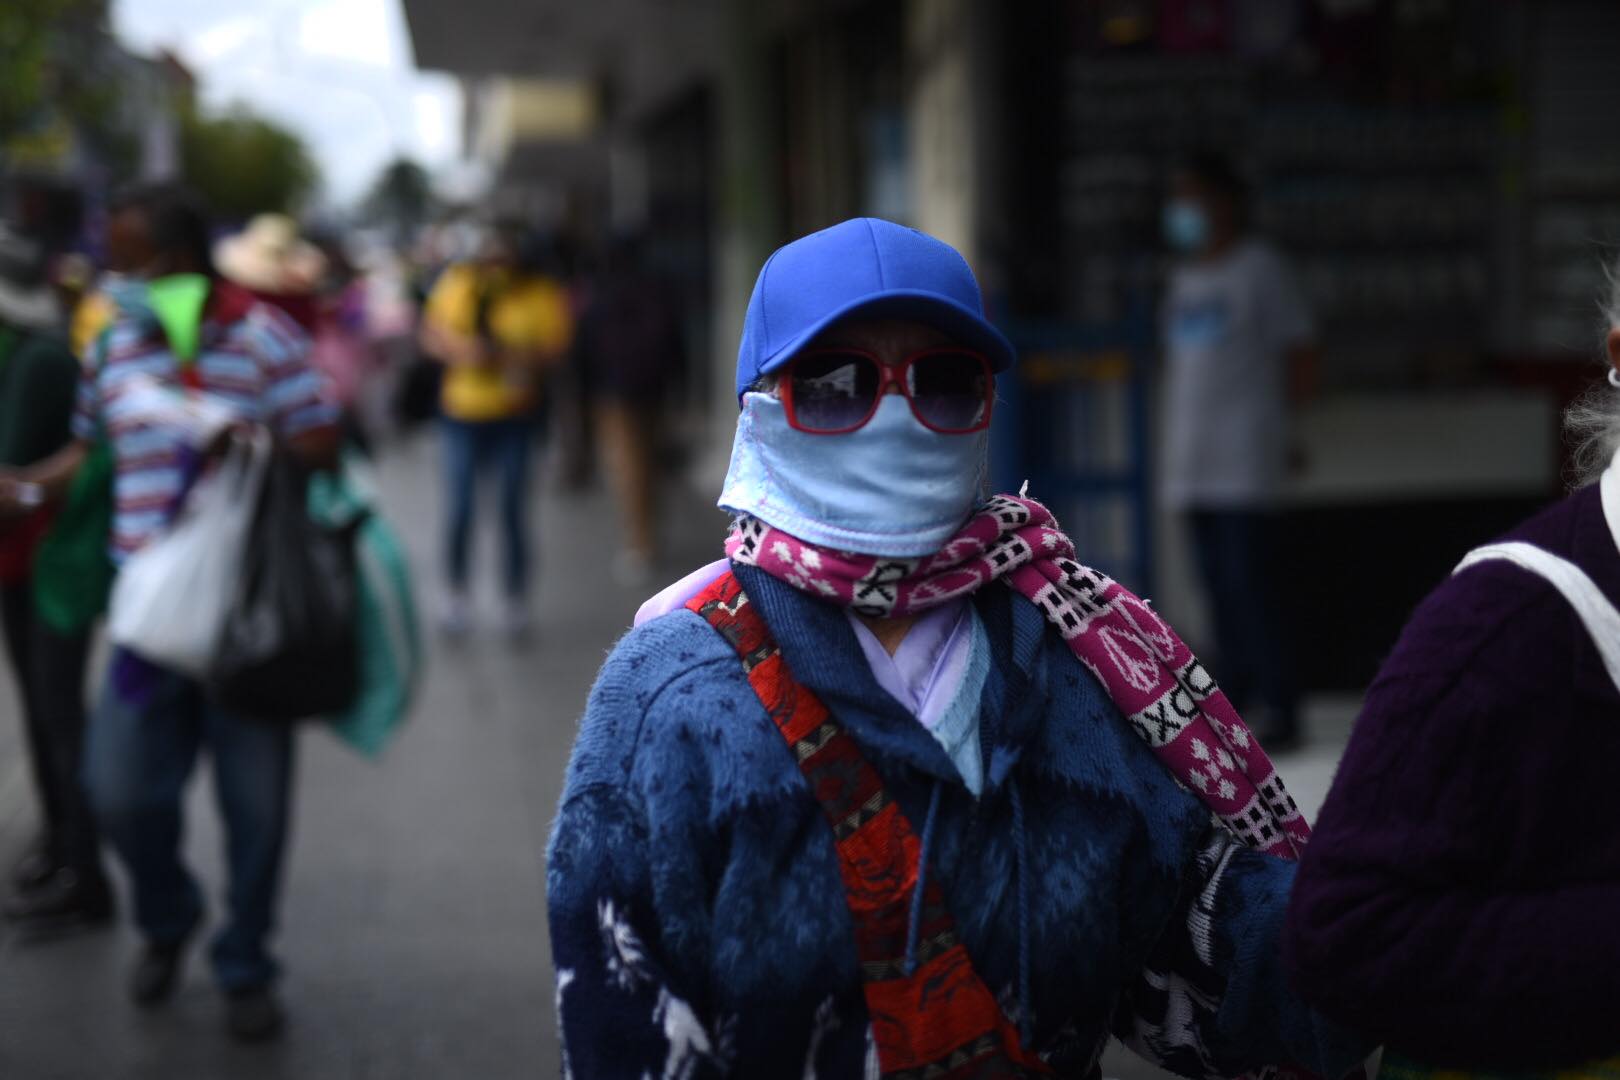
left=746, top=289, right=1016, bottom=402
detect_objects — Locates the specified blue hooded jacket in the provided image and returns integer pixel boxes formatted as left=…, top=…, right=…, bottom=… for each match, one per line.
left=547, top=565, right=1368, bottom=1078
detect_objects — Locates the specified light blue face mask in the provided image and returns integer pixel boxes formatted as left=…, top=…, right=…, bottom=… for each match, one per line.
left=1163, top=199, right=1210, bottom=253
left=717, top=392, right=988, bottom=558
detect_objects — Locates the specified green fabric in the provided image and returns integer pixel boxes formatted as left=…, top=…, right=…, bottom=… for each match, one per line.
left=308, top=457, right=420, bottom=756
left=0, top=331, right=78, bottom=467
left=31, top=330, right=115, bottom=634
left=145, top=273, right=210, bottom=363
left=32, top=436, right=115, bottom=633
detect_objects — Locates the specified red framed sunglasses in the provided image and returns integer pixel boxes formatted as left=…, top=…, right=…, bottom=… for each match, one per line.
left=778, top=347, right=995, bottom=435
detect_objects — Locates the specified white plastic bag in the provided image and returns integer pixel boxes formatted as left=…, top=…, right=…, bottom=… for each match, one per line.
left=108, top=432, right=269, bottom=676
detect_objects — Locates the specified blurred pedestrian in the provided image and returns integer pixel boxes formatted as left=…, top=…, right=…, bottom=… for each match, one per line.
left=0, top=184, right=340, bottom=1042
left=214, top=213, right=325, bottom=334
left=418, top=221, right=573, bottom=639
left=553, top=235, right=596, bottom=494
left=574, top=232, right=684, bottom=583
left=547, top=218, right=1370, bottom=1078
left=1160, top=151, right=1319, bottom=749
left=1283, top=276, right=1620, bottom=1075
left=0, top=223, right=113, bottom=935
left=303, top=233, right=376, bottom=450
left=355, top=246, right=419, bottom=444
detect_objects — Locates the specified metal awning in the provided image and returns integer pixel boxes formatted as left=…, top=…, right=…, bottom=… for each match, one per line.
left=402, top=0, right=721, bottom=118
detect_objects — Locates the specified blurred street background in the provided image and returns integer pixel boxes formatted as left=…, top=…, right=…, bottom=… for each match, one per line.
left=0, top=440, right=718, bottom=1077
left=4, top=0, right=1620, bottom=1076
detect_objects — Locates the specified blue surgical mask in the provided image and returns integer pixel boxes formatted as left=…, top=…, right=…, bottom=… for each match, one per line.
left=1163, top=199, right=1210, bottom=253
left=717, top=392, right=988, bottom=558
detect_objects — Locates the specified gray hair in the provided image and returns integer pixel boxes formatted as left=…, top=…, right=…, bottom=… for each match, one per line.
left=1564, top=259, right=1620, bottom=488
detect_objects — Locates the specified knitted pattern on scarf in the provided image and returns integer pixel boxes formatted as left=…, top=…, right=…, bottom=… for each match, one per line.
left=727, top=493, right=1310, bottom=860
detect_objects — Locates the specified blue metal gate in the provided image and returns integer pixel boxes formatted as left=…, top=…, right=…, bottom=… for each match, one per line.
left=990, top=304, right=1157, bottom=595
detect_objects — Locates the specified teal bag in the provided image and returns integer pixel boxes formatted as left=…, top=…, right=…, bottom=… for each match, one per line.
left=308, top=456, right=421, bottom=756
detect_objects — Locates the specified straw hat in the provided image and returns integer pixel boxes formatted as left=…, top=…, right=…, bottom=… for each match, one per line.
left=214, top=214, right=326, bottom=294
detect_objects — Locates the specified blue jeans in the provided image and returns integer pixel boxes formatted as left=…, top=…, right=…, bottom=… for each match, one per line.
left=442, top=417, right=535, bottom=599
left=84, top=662, right=294, bottom=991
left=1186, top=509, right=1298, bottom=736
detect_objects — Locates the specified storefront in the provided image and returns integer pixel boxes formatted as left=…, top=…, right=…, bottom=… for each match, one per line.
left=986, top=0, right=1608, bottom=690
left=404, top=0, right=1620, bottom=694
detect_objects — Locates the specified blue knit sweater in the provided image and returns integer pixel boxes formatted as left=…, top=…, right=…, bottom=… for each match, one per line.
left=547, top=564, right=1367, bottom=1078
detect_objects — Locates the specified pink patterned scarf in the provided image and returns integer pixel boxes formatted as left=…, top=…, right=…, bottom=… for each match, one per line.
left=727, top=493, right=1310, bottom=860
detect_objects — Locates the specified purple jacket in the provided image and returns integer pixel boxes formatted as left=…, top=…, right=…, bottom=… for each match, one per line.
left=1283, top=479, right=1620, bottom=1070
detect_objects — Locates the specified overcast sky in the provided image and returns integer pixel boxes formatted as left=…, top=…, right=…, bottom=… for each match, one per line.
left=112, top=0, right=462, bottom=206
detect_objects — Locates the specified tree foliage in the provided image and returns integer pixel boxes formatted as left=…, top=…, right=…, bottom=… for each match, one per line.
left=0, top=0, right=111, bottom=153
left=362, top=157, right=436, bottom=240
left=179, top=105, right=319, bottom=221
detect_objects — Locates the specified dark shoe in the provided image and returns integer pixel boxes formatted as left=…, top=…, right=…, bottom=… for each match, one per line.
left=131, top=942, right=187, bottom=1007
left=10, top=845, right=57, bottom=893
left=225, top=986, right=286, bottom=1043
left=3, top=868, right=114, bottom=939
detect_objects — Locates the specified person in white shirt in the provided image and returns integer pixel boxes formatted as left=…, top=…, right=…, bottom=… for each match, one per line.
left=1161, top=152, right=1319, bottom=749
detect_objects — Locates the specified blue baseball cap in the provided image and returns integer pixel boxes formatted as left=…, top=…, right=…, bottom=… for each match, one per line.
left=735, top=217, right=1016, bottom=401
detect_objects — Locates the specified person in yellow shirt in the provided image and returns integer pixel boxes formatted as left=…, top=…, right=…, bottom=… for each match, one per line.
left=69, top=287, right=116, bottom=361
left=419, top=223, right=573, bottom=638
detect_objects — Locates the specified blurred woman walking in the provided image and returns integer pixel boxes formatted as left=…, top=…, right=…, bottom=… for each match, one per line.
left=419, top=223, right=572, bottom=639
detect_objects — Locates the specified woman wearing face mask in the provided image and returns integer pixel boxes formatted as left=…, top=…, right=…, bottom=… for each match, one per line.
left=1161, top=153, right=1319, bottom=751
left=546, top=219, right=1371, bottom=1079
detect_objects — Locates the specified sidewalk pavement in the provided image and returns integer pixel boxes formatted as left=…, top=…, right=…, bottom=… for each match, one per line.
left=0, top=434, right=725, bottom=1080
left=0, top=433, right=1357, bottom=1080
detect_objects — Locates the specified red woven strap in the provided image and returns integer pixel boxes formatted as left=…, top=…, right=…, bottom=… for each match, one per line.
left=687, top=571, right=1050, bottom=1078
